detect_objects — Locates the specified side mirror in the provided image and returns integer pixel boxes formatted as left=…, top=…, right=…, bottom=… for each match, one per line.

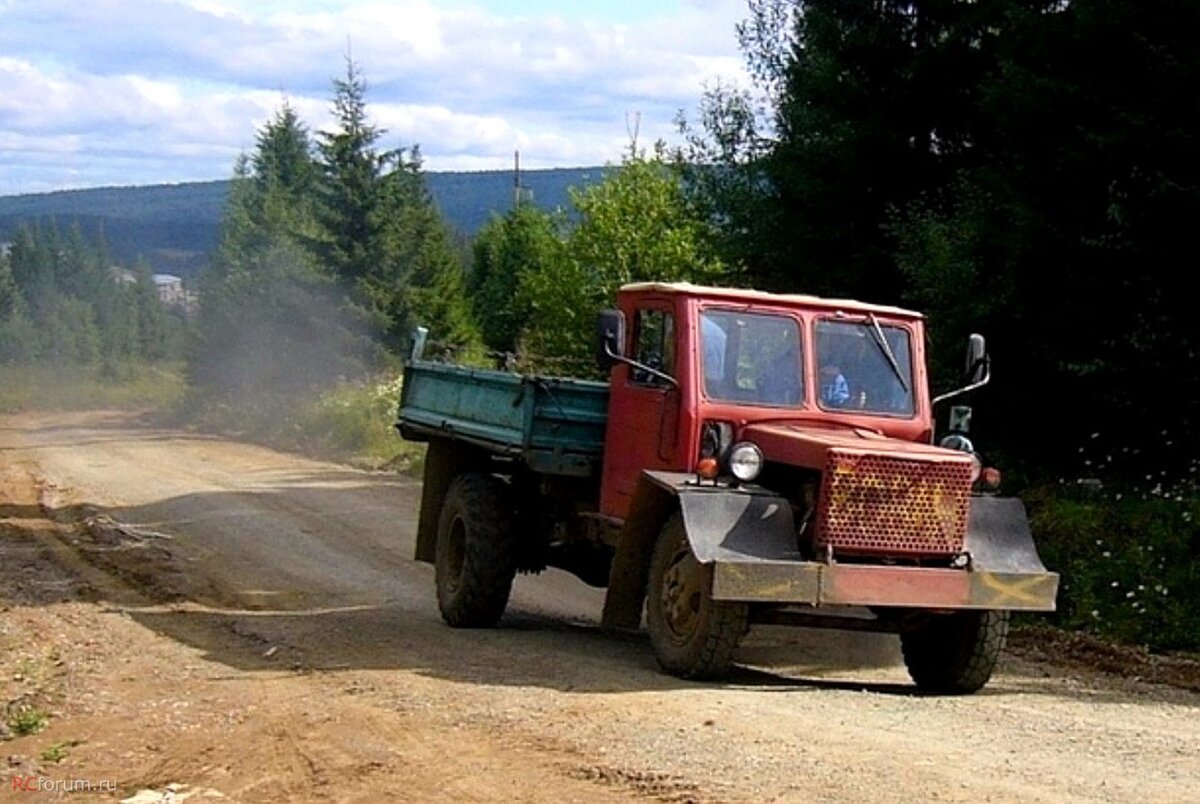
left=965, top=333, right=987, bottom=384
left=596, top=309, right=626, bottom=369
left=409, top=326, right=429, bottom=363
left=933, top=332, right=991, bottom=407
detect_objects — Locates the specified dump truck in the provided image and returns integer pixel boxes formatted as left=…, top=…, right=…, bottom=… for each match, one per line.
left=397, top=282, right=1058, bottom=693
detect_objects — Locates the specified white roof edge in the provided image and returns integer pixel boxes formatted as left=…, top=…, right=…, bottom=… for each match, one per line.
left=618, top=281, right=923, bottom=319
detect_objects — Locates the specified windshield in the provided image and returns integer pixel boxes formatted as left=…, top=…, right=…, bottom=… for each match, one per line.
left=815, top=319, right=915, bottom=415
left=701, top=310, right=804, bottom=407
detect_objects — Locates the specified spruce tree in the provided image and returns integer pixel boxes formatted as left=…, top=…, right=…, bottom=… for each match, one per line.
left=314, top=59, right=476, bottom=353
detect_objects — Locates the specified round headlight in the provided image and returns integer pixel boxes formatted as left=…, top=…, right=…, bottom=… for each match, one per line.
left=939, top=434, right=981, bottom=482
left=939, top=433, right=974, bottom=454
left=728, top=442, right=764, bottom=482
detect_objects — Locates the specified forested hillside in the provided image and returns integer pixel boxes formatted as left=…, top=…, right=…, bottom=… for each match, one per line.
left=0, top=168, right=597, bottom=278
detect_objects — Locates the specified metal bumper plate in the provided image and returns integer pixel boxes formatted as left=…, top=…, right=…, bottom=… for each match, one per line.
left=667, top=477, right=1059, bottom=611
left=713, top=560, right=1059, bottom=610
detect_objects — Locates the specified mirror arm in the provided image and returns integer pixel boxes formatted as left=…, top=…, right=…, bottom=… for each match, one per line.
left=604, top=343, right=679, bottom=388
left=931, top=359, right=990, bottom=406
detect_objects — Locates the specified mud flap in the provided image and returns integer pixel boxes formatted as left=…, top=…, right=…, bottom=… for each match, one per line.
left=674, top=486, right=821, bottom=603
left=676, top=487, right=798, bottom=564
left=964, top=496, right=1050, bottom=574
left=601, top=474, right=798, bottom=627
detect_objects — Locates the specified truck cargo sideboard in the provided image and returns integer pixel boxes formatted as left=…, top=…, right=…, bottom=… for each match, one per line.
left=398, top=360, right=609, bottom=476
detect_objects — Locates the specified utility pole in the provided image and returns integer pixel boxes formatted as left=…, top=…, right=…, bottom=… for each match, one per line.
left=513, top=149, right=521, bottom=210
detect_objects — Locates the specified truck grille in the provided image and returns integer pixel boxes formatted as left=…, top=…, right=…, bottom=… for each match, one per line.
left=814, top=450, right=971, bottom=557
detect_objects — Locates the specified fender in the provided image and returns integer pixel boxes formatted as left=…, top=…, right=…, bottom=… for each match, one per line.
left=600, top=471, right=795, bottom=628
left=963, top=495, right=1052, bottom=574
left=413, top=438, right=489, bottom=563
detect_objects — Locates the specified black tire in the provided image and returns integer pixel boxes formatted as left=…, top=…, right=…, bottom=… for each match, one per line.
left=435, top=474, right=517, bottom=627
left=645, top=513, right=749, bottom=680
left=901, top=609, right=1010, bottom=694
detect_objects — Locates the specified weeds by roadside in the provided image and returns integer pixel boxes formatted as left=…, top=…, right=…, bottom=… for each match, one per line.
left=0, top=362, right=187, bottom=413
left=40, top=739, right=85, bottom=763
left=6, top=707, right=48, bottom=737
left=177, top=375, right=424, bottom=473
left=1026, top=436, right=1200, bottom=654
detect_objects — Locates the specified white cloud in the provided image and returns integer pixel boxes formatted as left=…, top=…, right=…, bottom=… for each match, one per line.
left=0, top=0, right=751, bottom=194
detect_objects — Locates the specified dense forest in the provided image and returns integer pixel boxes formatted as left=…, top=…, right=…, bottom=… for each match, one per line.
left=2, top=2, right=1196, bottom=650
left=674, top=0, right=1199, bottom=482
left=0, top=223, right=184, bottom=367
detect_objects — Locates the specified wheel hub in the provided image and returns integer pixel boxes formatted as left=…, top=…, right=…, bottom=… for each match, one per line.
left=661, top=546, right=704, bottom=641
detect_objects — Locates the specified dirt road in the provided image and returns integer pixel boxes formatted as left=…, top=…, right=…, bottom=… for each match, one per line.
left=1, top=411, right=1197, bottom=803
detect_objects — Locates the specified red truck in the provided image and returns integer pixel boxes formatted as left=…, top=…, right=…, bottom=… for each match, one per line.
left=398, top=282, right=1058, bottom=693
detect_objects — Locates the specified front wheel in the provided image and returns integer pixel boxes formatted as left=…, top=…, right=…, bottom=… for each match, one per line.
left=435, top=474, right=516, bottom=627
left=645, top=514, right=749, bottom=680
left=901, top=610, right=1010, bottom=694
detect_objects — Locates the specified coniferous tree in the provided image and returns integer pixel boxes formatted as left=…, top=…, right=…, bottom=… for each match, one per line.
left=0, top=251, right=19, bottom=321
left=219, top=104, right=320, bottom=276
left=471, top=203, right=564, bottom=353
left=193, top=100, right=364, bottom=399
left=314, top=59, right=476, bottom=353
left=684, top=0, right=1200, bottom=475
left=314, top=59, right=391, bottom=287
left=893, top=0, right=1200, bottom=470
left=0, top=249, right=38, bottom=363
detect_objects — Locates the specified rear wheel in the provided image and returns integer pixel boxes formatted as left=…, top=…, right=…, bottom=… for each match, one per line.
left=901, top=609, right=1010, bottom=694
left=646, top=513, right=749, bottom=679
left=435, top=474, right=516, bottom=627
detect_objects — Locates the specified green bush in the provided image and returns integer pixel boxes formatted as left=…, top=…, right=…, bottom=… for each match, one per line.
left=1029, top=484, right=1199, bottom=652
left=290, top=376, right=422, bottom=469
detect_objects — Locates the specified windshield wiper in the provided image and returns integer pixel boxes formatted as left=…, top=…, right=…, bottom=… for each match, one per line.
left=865, top=314, right=909, bottom=392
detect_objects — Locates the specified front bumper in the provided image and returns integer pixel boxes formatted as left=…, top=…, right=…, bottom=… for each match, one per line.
left=660, top=472, right=1059, bottom=612
left=713, top=560, right=1059, bottom=610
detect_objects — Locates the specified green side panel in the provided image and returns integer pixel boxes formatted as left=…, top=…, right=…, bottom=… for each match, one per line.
left=398, top=361, right=609, bottom=476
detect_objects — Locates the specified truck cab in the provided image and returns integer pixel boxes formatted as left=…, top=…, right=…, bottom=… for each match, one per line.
left=600, top=282, right=936, bottom=519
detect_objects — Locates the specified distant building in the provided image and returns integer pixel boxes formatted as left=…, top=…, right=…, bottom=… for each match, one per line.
left=110, top=266, right=138, bottom=285
left=0, top=241, right=12, bottom=260
left=153, top=274, right=185, bottom=306
left=180, top=288, right=199, bottom=317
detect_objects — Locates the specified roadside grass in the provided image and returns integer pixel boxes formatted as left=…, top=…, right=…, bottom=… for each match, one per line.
left=40, top=739, right=85, bottom=764
left=0, top=362, right=187, bottom=413
left=1027, top=483, right=1200, bottom=653
left=180, top=375, right=424, bottom=473
left=6, top=707, right=48, bottom=737
left=1, top=361, right=422, bottom=474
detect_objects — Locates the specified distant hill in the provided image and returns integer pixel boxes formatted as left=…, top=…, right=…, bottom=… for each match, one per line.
left=0, top=167, right=603, bottom=278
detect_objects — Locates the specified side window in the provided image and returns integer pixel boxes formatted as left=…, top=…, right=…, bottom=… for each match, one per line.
left=630, top=308, right=675, bottom=386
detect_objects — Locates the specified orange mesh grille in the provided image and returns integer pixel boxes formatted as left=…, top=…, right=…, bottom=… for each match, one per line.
left=814, top=450, right=971, bottom=557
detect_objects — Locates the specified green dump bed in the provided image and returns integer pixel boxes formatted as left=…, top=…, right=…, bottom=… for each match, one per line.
left=398, top=361, right=609, bottom=477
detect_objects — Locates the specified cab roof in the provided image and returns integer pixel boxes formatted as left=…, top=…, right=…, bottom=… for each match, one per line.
left=619, top=281, right=923, bottom=320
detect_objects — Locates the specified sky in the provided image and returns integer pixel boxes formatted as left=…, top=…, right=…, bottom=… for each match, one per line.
left=0, top=0, right=753, bottom=196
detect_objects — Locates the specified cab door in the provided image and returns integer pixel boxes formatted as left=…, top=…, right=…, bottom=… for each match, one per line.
left=599, top=301, right=685, bottom=518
